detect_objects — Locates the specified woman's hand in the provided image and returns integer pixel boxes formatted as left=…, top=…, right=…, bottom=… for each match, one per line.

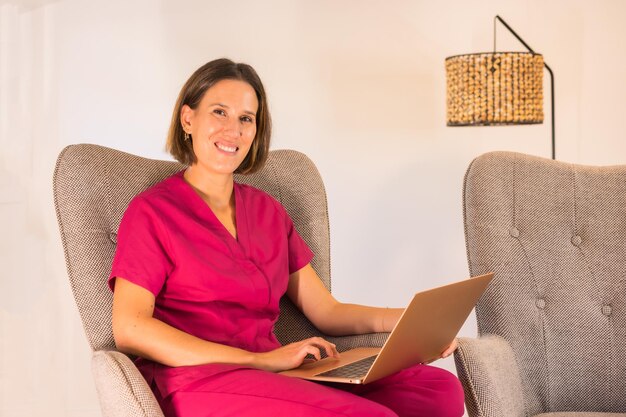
left=253, top=337, right=340, bottom=372
left=440, top=338, right=458, bottom=359
left=422, top=338, right=458, bottom=365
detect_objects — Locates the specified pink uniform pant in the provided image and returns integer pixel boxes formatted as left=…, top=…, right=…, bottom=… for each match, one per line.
left=158, top=364, right=465, bottom=417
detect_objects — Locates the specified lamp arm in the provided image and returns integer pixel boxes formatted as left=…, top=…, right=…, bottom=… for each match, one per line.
left=494, top=15, right=537, bottom=53
left=544, top=63, right=555, bottom=159
left=495, top=15, right=556, bottom=159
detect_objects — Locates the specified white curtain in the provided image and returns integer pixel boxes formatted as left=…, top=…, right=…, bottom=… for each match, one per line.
left=0, top=2, right=100, bottom=416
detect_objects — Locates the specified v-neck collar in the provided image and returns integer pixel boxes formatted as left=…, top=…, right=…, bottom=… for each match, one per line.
left=175, top=170, right=250, bottom=259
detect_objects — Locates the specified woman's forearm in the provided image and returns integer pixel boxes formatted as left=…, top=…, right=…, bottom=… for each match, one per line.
left=114, top=315, right=343, bottom=372
left=287, top=265, right=405, bottom=337
left=114, top=315, right=255, bottom=368
left=314, top=303, right=404, bottom=336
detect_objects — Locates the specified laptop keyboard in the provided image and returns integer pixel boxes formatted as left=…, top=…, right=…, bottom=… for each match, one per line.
left=317, top=355, right=378, bottom=379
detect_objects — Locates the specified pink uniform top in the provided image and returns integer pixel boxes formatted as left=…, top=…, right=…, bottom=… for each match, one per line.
left=109, top=170, right=314, bottom=398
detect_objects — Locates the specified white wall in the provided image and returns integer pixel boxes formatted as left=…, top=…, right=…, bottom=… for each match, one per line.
left=1, top=0, right=625, bottom=415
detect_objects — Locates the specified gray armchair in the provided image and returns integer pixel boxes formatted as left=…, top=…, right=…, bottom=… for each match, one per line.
left=53, top=144, right=388, bottom=417
left=454, top=151, right=626, bottom=417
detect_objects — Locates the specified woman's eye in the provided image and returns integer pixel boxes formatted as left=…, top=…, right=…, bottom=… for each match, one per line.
left=240, top=116, right=254, bottom=123
left=213, top=109, right=226, bottom=116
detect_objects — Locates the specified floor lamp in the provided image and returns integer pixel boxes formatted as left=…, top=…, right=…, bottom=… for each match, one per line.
left=445, top=15, right=556, bottom=160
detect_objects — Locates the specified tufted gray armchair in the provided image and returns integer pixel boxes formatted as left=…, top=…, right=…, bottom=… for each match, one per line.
left=454, top=151, right=626, bottom=417
left=53, top=144, right=388, bottom=417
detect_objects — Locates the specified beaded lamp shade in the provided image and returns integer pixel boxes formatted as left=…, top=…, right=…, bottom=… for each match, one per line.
left=446, top=52, right=544, bottom=126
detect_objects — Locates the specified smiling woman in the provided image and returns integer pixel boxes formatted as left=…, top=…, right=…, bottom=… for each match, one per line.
left=109, top=58, right=463, bottom=417
left=182, top=79, right=258, bottom=178
left=165, top=59, right=271, bottom=174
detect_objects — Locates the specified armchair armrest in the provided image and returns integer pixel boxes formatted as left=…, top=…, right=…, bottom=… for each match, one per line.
left=91, top=350, right=164, bottom=417
left=454, top=335, right=525, bottom=417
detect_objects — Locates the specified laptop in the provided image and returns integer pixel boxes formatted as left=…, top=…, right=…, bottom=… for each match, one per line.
left=279, top=272, right=493, bottom=384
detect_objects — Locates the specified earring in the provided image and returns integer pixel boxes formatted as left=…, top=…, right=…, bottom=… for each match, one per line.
left=184, top=132, right=190, bottom=142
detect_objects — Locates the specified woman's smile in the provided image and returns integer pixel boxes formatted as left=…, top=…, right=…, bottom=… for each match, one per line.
left=215, top=142, right=239, bottom=154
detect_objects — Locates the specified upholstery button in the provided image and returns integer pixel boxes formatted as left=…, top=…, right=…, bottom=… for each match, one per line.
left=109, top=232, right=118, bottom=244
left=571, top=235, right=582, bottom=246
left=509, top=227, right=520, bottom=238
left=602, top=305, right=612, bottom=316
left=535, top=298, right=546, bottom=309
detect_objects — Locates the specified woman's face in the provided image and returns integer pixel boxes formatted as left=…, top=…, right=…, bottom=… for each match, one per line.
left=181, top=79, right=259, bottom=177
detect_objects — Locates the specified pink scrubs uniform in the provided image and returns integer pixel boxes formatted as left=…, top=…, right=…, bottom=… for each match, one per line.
left=110, top=171, right=464, bottom=417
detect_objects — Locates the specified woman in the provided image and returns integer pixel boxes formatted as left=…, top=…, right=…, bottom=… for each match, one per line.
left=110, top=58, right=464, bottom=417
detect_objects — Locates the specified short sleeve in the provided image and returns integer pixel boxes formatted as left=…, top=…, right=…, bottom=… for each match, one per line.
left=109, top=196, right=174, bottom=296
left=282, top=207, right=315, bottom=274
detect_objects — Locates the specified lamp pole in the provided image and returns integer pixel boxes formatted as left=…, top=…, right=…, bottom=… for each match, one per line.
left=495, top=15, right=555, bottom=160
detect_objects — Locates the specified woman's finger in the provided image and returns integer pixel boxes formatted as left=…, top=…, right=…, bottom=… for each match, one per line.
left=306, top=337, right=339, bottom=358
left=323, top=343, right=339, bottom=358
left=441, top=339, right=458, bottom=358
left=302, top=344, right=321, bottom=361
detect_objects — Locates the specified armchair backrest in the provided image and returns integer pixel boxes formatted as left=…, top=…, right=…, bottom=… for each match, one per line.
left=54, top=144, right=330, bottom=352
left=463, top=151, right=626, bottom=414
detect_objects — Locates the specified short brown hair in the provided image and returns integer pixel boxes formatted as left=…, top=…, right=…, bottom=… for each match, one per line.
left=166, top=58, right=272, bottom=174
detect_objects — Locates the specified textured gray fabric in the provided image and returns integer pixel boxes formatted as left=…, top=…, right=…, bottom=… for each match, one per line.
left=454, top=335, right=525, bottom=417
left=328, top=332, right=389, bottom=352
left=534, top=413, right=626, bottom=417
left=460, top=151, right=626, bottom=416
left=92, top=350, right=164, bottom=417
left=54, top=145, right=184, bottom=352
left=54, top=144, right=389, bottom=415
